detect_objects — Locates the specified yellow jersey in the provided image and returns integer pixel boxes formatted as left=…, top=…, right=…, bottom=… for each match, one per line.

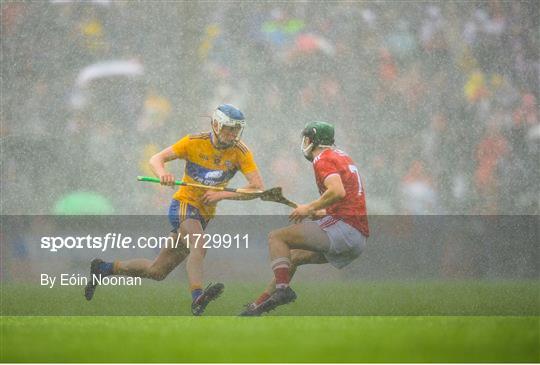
left=171, top=132, right=258, bottom=217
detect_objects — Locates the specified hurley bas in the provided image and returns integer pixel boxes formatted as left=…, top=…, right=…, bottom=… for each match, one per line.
left=40, top=273, right=141, bottom=288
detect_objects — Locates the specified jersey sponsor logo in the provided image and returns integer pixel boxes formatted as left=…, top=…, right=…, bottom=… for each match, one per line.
left=186, top=161, right=237, bottom=186
left=204, top=170, right=224, bottom=179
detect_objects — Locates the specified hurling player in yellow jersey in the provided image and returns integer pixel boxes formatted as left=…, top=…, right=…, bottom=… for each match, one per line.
left=84, top=104, right=264, bottom=315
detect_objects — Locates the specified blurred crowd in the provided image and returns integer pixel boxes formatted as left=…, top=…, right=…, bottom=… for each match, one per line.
left=1, top=1, right=538, bottom=215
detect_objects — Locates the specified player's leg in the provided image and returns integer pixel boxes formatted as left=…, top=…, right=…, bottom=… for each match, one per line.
left=84, top=199, right=189, bottom=301
left=264, top=220, right=367, bottom=313
left=84, top=231, right=189, bottom=300
left=262, top=249, right=327, bottom=294
left=240, top=249, right=327, bottom=315
left=252, top=222, right=332, bottom=313
left=181, top=206, right=224, bottom=315
left=268, top=222, right=330, bottom=289
left=182, top=217, right=207, bottom=300
left=115, top=232, right=189, bottom=280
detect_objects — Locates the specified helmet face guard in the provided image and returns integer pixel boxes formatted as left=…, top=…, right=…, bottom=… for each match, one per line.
left=300, top=121, right=335, bottom=161
left=301, top=135, right=315, bottom=161
left=211, top=105, right=246, bottom=149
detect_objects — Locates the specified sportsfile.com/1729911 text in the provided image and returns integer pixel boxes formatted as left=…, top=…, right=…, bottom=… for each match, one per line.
left=40, top=233, right=250, bottom=252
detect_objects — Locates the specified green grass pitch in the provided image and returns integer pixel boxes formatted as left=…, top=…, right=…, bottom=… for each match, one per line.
left=1, top=282, right=539, bottom=362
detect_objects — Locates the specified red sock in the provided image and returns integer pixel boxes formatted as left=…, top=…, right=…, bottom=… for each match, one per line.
left=255, top=292, right=271, bottom=305
left=271, top=257, right=291, bottom=288
left=273, top=267, right=290, bottom=288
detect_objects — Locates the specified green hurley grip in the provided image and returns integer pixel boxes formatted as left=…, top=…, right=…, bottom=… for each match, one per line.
left=137, top=176, right=185, bottom=186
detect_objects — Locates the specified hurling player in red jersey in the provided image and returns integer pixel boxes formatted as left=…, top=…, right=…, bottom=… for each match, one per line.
left=241, top=121, right=369, bottom=315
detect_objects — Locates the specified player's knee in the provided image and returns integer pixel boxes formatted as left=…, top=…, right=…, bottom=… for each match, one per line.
left=268, top=229, right=283, bottom=244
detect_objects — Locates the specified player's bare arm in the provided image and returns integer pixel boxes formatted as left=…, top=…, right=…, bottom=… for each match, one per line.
left=221, top=170, right=264, bottom=200
left=149, top=146, right=179, bottom=186
left=289, top=174, right=345, bottom=223
left=202, top=170, right=264, bottom=204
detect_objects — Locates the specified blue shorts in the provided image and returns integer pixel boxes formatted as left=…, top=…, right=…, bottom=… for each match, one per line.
left=168, top=200, right=209, bottom=232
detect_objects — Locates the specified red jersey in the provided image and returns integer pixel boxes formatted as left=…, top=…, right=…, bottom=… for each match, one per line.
left=313, top=148, right=369, bottom=237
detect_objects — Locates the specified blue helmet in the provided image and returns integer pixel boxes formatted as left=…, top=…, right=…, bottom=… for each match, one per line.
left=211, top=104, right=246, bottom=148
left=214, top=104, right=245, bottom=122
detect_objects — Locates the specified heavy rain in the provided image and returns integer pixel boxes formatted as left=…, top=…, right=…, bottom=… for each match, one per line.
left=1, top=1, right=538, bottom=321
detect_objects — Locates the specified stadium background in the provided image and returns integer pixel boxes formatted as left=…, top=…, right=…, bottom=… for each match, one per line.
left=2, top=0, right=538, bottom=281
left=2, top=1, right=538, bottom=216
left=0, top=1, right=538, bottom=361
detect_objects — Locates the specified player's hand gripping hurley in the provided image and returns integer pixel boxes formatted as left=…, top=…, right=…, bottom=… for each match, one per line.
left=137, top=176, right=297, bottom=208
